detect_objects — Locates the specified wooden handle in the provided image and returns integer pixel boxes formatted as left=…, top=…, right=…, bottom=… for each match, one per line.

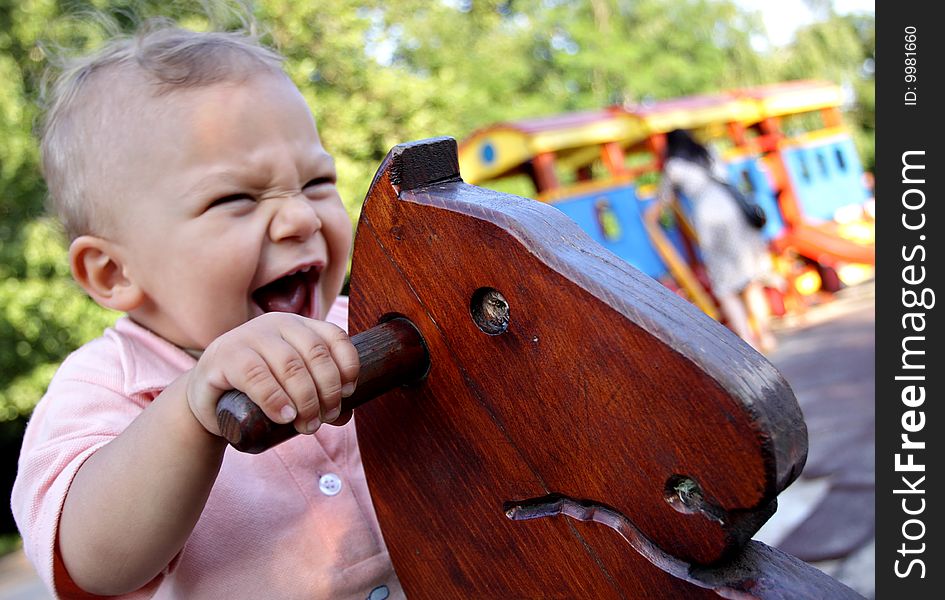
left=216, top=317, right=430, bottom=454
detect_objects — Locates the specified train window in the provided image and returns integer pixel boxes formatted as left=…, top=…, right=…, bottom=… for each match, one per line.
left=817, top=152, right=829, bottom=177
left=575, top=165, right=594, bottom=182
left=555, top=158, right=577, bottom=186
left=798, top=153, right=811, bottom=182
left=491, top=173, right=544, bottom=199
left=781, top=111, right=823, bottom=135
left=835, top=148, right=847, bottom=171
left=593, top=158, right=620, bottom=181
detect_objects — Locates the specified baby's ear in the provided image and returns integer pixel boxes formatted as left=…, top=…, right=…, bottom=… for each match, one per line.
left=69, top=236, right=144, bottom=312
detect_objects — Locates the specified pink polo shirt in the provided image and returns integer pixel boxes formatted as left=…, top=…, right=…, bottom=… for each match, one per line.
left=11, top=297, right=404, bottom=599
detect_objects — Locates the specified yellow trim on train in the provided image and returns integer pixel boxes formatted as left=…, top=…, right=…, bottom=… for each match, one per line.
left=751, top=85, right=844, bottom=120
left=639, top=100, right=760, bottom=134
left=720, top=146, right=755, bottom=161
left=530, top=118, right=646, bottom=153
left=458, top=128, right=533, bottom=184
left=779, top=127, right=850, bottom=148
left=458, top=116, right=647, bottom=185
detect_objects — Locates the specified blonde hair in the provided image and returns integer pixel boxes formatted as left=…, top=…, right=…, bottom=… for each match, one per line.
left=40, top=17, right=285, bottom=239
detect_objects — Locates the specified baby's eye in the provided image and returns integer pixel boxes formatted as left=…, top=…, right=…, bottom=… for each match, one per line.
left=207, top=193, right=254, bottom=209
left=303, top=177, right=336, bottom=192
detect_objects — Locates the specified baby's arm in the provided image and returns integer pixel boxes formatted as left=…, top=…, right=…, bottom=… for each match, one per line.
left=56, top=313, right=359, bottom=595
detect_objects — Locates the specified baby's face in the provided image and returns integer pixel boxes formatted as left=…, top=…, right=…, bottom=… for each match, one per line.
left=107, top=72, right=352, bottom=349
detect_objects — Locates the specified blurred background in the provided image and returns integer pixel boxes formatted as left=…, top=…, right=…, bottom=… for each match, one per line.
left=1, top=0, right=874, bottom=597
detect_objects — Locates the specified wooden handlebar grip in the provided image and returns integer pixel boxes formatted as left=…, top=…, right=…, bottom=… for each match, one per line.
left=216, top=317, right=430, bottom=454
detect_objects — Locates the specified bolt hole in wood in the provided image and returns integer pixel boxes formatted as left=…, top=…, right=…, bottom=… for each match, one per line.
left=665, top=475, right=711, bottom=516
left=665, top=475, right=729, bottom=526
left=470, top=287, right=510, bottom=335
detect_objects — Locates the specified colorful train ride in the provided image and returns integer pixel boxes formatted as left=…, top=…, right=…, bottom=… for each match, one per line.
left=457, top=80, right=874, bottom=320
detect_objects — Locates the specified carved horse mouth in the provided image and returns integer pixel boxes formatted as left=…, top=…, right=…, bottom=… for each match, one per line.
left=504, top=492, right=789, bottom=599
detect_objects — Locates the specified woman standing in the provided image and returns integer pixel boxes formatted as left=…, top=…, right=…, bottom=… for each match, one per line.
left=658, top=129, right=777, bottom=353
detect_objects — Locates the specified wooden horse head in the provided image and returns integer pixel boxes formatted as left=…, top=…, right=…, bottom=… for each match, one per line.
left=219, top=137, right=861, bottom=598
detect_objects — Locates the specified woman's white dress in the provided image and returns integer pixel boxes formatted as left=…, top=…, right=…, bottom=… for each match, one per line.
left=659, top=157, right=772, bottom=296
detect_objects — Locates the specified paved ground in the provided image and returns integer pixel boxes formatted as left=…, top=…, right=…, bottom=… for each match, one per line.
left=0, top=550, right=48, bottom=600
left=0, top=283, right=876, bottom=599
left=755, top=281, right=876, bottom=598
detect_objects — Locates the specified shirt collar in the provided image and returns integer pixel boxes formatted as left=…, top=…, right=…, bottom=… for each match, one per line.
left=112, top=317, right=198, bottom=397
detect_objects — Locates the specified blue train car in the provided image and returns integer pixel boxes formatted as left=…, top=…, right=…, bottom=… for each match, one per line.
left=781, top=134, right=869, bottom=223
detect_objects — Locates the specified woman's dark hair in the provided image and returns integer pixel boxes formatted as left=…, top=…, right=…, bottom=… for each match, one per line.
left=664, top=129, right=711, bottom=167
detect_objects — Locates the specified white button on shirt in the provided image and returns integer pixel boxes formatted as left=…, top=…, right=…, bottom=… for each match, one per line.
left=319, top=473, right=342, bottom=496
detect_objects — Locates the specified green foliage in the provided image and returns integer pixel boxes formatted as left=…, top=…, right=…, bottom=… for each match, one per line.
left=0, top=532, right=21, bottom=555
left=0, top=219, right=118, bottom=422
left=774, top=11, right=875, bottom=170
left=0, top=0, right=875, bottom=426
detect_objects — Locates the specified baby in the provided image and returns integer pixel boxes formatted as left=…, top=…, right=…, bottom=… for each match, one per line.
left=12, top=21, right=402, bottom=600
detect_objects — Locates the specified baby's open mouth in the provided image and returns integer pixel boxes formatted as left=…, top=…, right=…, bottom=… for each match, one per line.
left=252, top=266, right=321, bottom=316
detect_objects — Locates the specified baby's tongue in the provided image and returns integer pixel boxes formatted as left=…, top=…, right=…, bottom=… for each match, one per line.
left=254, top=272, right=309, bottom=315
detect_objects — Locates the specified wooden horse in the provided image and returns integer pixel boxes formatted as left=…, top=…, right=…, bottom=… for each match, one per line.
left=218, top=138, right=862, bottom=599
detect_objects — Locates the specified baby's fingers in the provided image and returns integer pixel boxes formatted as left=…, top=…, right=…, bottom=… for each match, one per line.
left=227, top=347, right=302, bottom=427
left=284, top=322, right=358, bottom=424
left=307, top=322, right=360, bottom=390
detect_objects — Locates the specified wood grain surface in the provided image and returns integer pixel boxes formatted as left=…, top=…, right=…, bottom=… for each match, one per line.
left=344, top=138, right=823, bottom=598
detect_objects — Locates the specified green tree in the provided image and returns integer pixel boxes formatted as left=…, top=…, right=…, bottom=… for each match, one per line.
left=777, top=10, right=875, bottom=171
left=525, top=0, right=769, bottom=104
left=386, top=0, right=768, bottom=121
left=1, top=1, right=116, bottom=428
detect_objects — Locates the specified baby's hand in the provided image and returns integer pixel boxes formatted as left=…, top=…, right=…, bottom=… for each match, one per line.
left=186, top=313, right=359, bottom=437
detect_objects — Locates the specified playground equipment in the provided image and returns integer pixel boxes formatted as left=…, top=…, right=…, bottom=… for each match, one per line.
left=220, top=138, right=861, bottom=598
left=731, top=81, right=874, bottom=292
left=457, top=80, right=874, bottom=319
